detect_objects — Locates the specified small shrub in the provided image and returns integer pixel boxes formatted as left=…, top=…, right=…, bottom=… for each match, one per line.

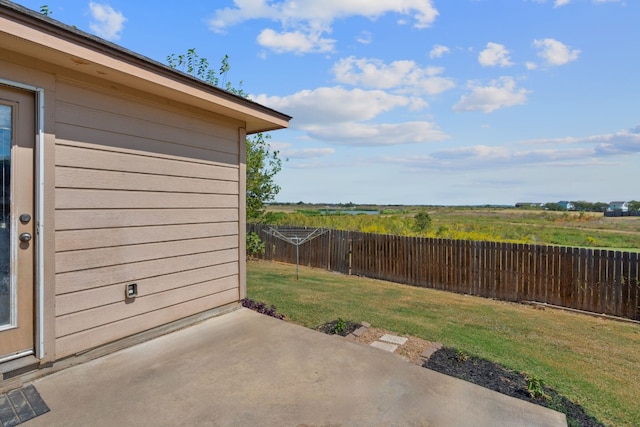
left=333, top=318, right=347, bottom=335
left=436, top=225, right=450, bottom=237
left=455, top=349, right=469, bottom=362
left=526, top=376, right=549, bottom=400
left=317, top=319, right=361, bottom=336
left=413, top=211, right=432, bottom=233
left=246, top=232, right=265, bottom=259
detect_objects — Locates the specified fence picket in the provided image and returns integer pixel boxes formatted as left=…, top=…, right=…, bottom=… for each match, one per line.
left=594, top=249, right=604, bottom=313
left=510, top=243, right=518, bottom=302
left=606, top=250, right=614, bottom=314
left=583, top=248, right=592, bottom=311
left=549, top=245, right=557, bottom=304
left=630, top=253, right=638, bottom=319
left=622, top=251, right=630, bottom=318
left=571, top=247, right=580, bottom=311
left=614, top=251, right=623, bottom=316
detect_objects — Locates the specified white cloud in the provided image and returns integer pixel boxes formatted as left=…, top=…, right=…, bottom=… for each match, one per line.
left=0, top=108, right=10, bottom=128
left=211, top=0, right=439, bottom=30
left=478, top=42, right=513, bottom=67
left=429, top=44, right=450, bottom=59
left=380, top=126, right=640, bottom=171
left=252, top=86, right=447, bottom=146
left=453, top=77, right=530, bottom=113
left=381, top=145, right=594, bottom=171
left=534, top=0, right=623, bottom=7
left=356, top=31, right=373, bottom=45
left=88, top=2, right=126, bottom=41
left=209, top=0, right=438, bottom=53
left=332, top=57, right=455, bottom=95
left=533, top=38, right=580, bottom=66
left=257, top=29, right=335, bottom=54
left=554, top=0, right=571, bottom=7
left=303, top=121, right=449, bottom=146
left=526, top=126, right=640, bottom=156
left=272, top=143, right=336, bottom=159
left=253, top=86, right=413, bottom=126
left=525, top=61, right=538, bottom=70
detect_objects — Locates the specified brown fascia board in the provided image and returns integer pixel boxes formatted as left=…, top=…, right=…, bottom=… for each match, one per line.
left=0, top=0, right=292, bottom=134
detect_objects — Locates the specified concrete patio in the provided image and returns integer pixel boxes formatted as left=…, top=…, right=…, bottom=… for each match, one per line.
left=23, top=308, right=566, bottom=426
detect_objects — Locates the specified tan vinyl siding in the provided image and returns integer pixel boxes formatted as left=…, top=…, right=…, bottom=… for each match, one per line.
left=55, top=250, right=238, bottom=295
left=55, top=263, right=238, bottom=316
left=54, top=289, right=239, bottom=358
left=53, top=81, right=243, bottom=358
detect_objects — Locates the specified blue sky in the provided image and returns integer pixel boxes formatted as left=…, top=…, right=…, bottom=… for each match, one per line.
left=15, top=0, right=639, bottom=205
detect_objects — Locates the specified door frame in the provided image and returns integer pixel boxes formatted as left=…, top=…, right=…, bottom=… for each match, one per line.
left=0, top=78, right=45, bottom=362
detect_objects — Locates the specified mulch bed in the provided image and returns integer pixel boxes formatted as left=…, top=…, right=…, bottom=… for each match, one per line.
left=424, top=347, right=604, bottom=427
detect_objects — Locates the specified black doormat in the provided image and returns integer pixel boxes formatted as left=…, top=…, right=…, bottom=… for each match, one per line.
left=0, top=385, right=49, bottom=426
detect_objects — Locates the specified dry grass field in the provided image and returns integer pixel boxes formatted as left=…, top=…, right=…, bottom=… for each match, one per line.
left=263, top=205, right=640, bottom=251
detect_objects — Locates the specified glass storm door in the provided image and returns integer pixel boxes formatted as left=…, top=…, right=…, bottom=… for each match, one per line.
left=0, top=86, right=35, bottom=361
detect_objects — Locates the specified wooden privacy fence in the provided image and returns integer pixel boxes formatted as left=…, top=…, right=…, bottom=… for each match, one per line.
left=248, top=224, right=640, bottom=320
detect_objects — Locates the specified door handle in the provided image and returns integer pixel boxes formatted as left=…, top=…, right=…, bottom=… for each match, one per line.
left=19, top=232, right=32, bottom=242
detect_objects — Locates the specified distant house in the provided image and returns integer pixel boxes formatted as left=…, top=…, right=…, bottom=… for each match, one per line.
left=608, top=201, right=629, bottom=212
left=558, top=201, right=575, bottom=211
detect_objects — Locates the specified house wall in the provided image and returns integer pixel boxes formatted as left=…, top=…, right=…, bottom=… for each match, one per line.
left=51, top=78, right=245, bottom=358
left=0, top=55, right=249, bottom=363
left=1, top=3, right=287, bottom=373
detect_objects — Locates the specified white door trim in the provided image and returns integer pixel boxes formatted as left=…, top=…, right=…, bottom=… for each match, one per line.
left=0, top=78, right=45, bottom=360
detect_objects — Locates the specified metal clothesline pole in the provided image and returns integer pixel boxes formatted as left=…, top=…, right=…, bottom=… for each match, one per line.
left=263, top=227, right=328, bottom=280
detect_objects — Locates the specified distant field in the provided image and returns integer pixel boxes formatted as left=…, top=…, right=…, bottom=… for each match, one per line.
left=263, top=205, right=640, bottom=251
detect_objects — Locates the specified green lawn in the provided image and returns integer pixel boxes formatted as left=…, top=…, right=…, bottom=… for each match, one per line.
left=247, top=260, right=640, bottom=427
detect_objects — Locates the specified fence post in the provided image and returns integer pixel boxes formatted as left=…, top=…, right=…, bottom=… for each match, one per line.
left=327, top=229, right=332, bottom=272
left=348, top=235, right=353, bottom=276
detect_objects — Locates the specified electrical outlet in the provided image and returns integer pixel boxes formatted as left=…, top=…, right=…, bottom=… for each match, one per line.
left=125, top=283, right=138, bottom=299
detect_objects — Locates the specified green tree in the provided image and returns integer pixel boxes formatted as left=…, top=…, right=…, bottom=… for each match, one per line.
left=166, top=49, right=283, bottom=221
left=245, top=232, right=265, bottom=259
left=246, top=132, right=282, bottom=221
left=628, top=200, right=640, bottom=212
left=572, top=200, right=592, bottom=212
left=592, top=202, right=609, bottom=212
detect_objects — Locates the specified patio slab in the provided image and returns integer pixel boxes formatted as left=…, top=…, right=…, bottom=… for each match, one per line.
left=23, top=308, right=566, bottom=427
